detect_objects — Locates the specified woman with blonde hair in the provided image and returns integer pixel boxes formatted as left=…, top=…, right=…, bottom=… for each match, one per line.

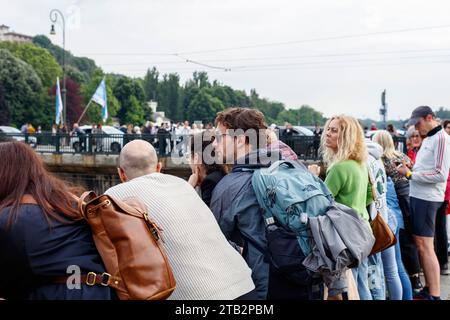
left=321, top=115, right=371, bottom=221
left=372, top=131, right=422, bottom=295
left=320, top=115, right=373, bottom=300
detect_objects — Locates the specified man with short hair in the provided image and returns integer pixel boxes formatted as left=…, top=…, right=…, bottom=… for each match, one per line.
left=210, top=108, right=277, bottom=300
left=105, top=139, right=255, bottom=300
left=398, top=106, right=450, bottom=300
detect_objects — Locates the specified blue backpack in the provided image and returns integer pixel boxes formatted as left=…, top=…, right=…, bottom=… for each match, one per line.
left=251, top=160, right=334, bottom=285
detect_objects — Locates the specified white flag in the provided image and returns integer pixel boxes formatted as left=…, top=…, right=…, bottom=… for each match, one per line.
left=55, top=77, right=63, bottom=125
left=91, top=78, right=108, bottom=122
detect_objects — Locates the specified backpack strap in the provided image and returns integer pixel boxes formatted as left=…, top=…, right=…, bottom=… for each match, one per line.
left=267, top=160, right=306, bottom=172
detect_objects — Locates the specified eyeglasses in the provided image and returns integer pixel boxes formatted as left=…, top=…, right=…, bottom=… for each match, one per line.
left=214, top=131, right=231, bottom=143
left=411, top=135, right=420, bottom=138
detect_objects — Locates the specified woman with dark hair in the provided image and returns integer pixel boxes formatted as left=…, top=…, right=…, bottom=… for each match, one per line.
left=0, top=141, right=114, bottom=300
left=188, top=132, right=228, bottom=207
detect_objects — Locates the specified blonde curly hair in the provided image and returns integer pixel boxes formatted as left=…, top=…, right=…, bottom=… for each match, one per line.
left=320, top=115, right=367, bottom=167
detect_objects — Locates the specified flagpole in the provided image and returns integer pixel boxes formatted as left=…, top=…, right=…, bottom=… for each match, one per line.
left=76, top=98, right=94, bottom=124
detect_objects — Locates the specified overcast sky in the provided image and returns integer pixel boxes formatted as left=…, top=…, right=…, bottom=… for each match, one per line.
left=1, top=0, right=450, bottom=120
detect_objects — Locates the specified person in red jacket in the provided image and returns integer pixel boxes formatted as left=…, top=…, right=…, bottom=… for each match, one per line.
left=407, top=128, right=422, bottom=165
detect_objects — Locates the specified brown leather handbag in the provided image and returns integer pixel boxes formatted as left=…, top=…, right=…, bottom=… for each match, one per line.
left=78, top=191, right=176, bottom=300
left=368, top=181, right=397, bottom=256
left=369, top=211, right=397, bottom=255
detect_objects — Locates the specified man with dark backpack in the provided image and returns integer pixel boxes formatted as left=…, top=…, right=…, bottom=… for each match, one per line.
left=210, top=108, right=325, bottom=299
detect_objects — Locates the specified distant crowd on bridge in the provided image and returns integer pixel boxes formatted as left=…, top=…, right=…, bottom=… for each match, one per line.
left=0, top=106, right=449, bottom=301
left=4, top=118, right=412, bottom=161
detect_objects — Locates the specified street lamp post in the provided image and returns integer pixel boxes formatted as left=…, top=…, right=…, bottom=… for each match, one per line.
left=49, top=9, right=66, bottom=127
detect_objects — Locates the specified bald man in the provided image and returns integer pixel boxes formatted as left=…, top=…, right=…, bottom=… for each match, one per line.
left=105, top=140, right=254, bottom=300
left=116, top=139, right=161, bottom=182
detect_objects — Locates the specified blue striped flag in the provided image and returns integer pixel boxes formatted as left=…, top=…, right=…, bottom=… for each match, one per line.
left=91, top=78, right=108, bottom=123
left=55, top=77, right=63, bottom=125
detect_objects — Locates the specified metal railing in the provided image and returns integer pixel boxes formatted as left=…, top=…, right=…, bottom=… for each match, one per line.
left=0, top=132, right=407, bottom=161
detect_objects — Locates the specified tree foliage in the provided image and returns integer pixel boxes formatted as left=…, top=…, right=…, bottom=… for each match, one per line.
left=187, top=88, right=225, bottom=124
left=0, top=49, right=45, bottom=127
left=0, top=82, right=11, bottom=126
left=157, top=73, right=181, bottom=120
left=113, top=76, right=147, bottom=125
left=0, top=41, right=62, bottom=88
left=143, top=67, right=159, bottom=101
left=123, top=95, right=145, bottom=125
left=435, top=107, right=450, bottom=120
left=33, top=35, right=97, bottom=84
left=276, top=105, right=326, bottom=126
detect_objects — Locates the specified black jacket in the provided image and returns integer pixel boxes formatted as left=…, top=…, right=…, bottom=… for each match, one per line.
left=200, top=170, right=226, bottom=207
left=0, top=205, right=115, bottom=300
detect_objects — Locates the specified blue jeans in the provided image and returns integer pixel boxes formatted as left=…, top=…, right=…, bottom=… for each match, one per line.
left=381, top=244, right=403, bottom=299
left=395, top=229, right=413, bottom=300
left=368, top=253, right=386, bottom=300
left=352, top=257, right=374, bottom=300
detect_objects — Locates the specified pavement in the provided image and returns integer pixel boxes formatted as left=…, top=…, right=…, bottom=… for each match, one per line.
left=440, top=273, right=450, bottom=300
left=418, top=270, right=450, bottom=300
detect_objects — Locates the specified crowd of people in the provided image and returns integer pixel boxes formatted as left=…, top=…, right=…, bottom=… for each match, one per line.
left=1, top=106, right=449, bottom=300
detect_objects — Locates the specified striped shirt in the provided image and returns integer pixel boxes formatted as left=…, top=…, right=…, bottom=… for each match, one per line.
left=410, top=126, right=450, bottom=202
left=105, top=173, right=255, bottom=300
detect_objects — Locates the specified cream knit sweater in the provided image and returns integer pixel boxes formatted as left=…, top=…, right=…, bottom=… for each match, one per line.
left=105, top=172, right=255, bottom=300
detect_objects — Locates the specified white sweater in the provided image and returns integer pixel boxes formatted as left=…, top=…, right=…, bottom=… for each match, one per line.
left=105, top=172, right=255, bottom=300
left=410, top=127, right=450, bottom=202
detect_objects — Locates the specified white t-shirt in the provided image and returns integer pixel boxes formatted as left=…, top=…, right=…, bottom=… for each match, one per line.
left=105, top=172, right=255, bottom=300
left=410, top=127, right=450, bottom=202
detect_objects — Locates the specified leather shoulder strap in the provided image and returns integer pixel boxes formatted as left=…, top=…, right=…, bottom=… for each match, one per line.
left=78, top=191, right=97, bottom=215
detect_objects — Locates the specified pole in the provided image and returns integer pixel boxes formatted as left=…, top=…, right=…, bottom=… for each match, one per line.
left=62, top=22, right=66, bottom=127
left=50, top=9, right=66, bottom=126
left=381, top=89, right=387, bottom=128
left=76, top=99, right=94, bottom=124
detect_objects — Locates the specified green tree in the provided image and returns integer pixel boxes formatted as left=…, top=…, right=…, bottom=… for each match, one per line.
left=66, top=65, right=88, bottom=84
left=187, top=88, right=225, bottom=123
left=123, top=95, right=145, bottom=125
left=249, top=89, right=285, bottom=124
left=113, top=76, right=147, bottom=124
left=435, top=107, right=450, bottom=120
left=143, top=67, right=159, bottom=101
left=0, top=41, right=62, bottom=88
left=276, top=105, right=325, bottom=126
left=0, top=49, right=46, bottom=127
left=193, top=71, right=210, bottom=89
left=181, top=79, right=199, bottom=121
left=0, top=82, right=11, bottom=125
left=157, top=73, right=181, bottom=121
left=33, top=35, right=97, bottom=83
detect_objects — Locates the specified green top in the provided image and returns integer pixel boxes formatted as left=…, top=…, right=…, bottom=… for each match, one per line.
left=325, top=160, right=372, bottom=221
